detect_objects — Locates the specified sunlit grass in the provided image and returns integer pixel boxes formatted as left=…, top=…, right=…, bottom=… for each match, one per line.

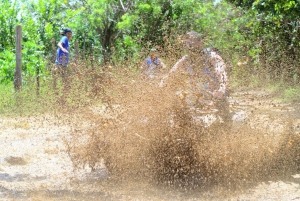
left=0, top=62, right=113, bottom=117
left=0, top=81, right=53, bottom=116
left=230, top=72, right=300, bottom=103
left=0, top=80, right=77, bottom=117
left=283, top=86, right=300, bottom=101
left=263, top=81, right=300, bottom=103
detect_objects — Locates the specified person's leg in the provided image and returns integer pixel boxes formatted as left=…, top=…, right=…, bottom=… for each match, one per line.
left=52, top=64, right=59, bottom=90
left=62, top=66, right=70, bottom=90
left=61, top=66, right=72, bottom=104
left=215, top=97, right=232, bottom=127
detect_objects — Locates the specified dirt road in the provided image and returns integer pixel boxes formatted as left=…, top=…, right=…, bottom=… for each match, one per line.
left=0, top=89, right=299, bottom=201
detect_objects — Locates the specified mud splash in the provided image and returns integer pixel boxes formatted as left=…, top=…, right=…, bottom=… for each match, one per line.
left=0, top=69, right=300, bottom=200
left=67, top=69, right=300, bottom=192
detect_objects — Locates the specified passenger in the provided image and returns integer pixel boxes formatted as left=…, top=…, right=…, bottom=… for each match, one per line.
left=141, top=49, right=166, bottom=79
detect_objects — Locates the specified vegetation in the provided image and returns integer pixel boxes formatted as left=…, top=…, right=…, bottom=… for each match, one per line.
left=1, top=0, right=300, bottom=113
left=227, top=0, right=300, bottom=82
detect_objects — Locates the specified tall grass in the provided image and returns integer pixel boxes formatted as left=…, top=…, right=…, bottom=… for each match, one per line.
left=0, top=61, right=112, bottom=117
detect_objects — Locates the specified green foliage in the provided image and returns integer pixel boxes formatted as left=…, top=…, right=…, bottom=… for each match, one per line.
left=22, top=41, right=47, bottom=78
left=254, top=0, right=300, bottom=48
left=0, top=0, right=84, bottom=85
left=1, top=0, right=300, bottom=90
left=0, top=0, right=18, bottom=50
left=226, top=0, right=300, bottom=83
left=283, top=87, right=300, bottom=100
left=0, top=50, right=15, bottom=83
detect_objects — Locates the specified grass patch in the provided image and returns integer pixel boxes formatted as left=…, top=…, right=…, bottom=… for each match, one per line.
left=231, top=73, right=300, bottom=103
left=282, top=86, right=300, bottom=102
left=0, top=65, right=111, bottom=117
left=0, top=81, right=58, bottom=116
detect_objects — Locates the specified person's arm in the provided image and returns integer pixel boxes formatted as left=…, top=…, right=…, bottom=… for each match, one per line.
left=159, top=55, right=189, bottom=87
left=58, top=41, right=69, bottom=53
left=140, top=58, right=149, bottom=73
left=159, top=58, right=166, bottom=69
left=169, top=55, right=189, bottom=73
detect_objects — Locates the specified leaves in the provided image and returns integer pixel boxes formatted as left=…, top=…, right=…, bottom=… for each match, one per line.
left=0, top=50, right=14, bottom=82
left=0, top=0, right=299, bottom=85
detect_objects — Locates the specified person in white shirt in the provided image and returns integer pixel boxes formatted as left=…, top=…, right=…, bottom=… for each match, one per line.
left=160, top=31, right=228, bottom=99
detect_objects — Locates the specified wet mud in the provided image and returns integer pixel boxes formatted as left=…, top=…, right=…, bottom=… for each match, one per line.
left=0, top=78, right=300, bottom=200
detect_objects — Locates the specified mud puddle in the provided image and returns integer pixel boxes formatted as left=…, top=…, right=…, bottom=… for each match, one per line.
left=0, top=90, right=300, bottom=200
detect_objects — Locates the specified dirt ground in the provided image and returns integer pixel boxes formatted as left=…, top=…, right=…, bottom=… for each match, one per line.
left=0, top=89, right=300, bottom=201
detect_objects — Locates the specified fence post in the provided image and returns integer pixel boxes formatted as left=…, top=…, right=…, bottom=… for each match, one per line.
left=75, top=40, right=79, bottom=62
left=83, top=33, right=86, bottom=60
left=14, top=25, right=22, bottom=91
left=51, top=38, right=56, bottom=62
left=90, top=45, right=94, bottom=70
left=36, top=52, right=43, bottom=96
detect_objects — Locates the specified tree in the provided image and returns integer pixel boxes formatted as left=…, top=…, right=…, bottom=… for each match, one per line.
left=226, top=0, right=300, bottom=83
left=77, top=0, right=191, bottom=63
left=0, top=0, right=19, bottom=83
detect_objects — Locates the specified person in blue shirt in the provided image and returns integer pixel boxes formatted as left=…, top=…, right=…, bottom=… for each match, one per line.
left=55, top=28, right=72, bottom=66
left=53, top=28, right=72, bottom=95
left=141, top=49, right=166, bottom=79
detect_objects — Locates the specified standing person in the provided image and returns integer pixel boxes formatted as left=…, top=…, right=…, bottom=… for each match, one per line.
left=53, top=28, right=72, bottom=90
left=141, top=49, right=166, bottom=79
left=55, top=28, right=72, bottom=66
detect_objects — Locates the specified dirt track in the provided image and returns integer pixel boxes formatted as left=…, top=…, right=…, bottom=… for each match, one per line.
left=0, top=89, right=300, bottom=201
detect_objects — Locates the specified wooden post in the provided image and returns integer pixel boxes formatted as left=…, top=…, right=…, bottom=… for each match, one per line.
left=295, top=69, right=299, bottom=84
left=261, top=40, right=267, bottom=80
left=36, top=52, right=42, bottom=96
left=90, top=45, right=94, bottom=70
left=51, top=38, right=56, bottom=62
left=14, top=25, right=22, bottom=91
left=83, top=33, right=86, bottom=60
left=36, top=63, right=40, bottom=96
left=75, top=40, right=79, bottom=62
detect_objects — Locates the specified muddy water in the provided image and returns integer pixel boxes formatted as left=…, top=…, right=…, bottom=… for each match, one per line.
left=0, top=90, right=300, bottom=201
